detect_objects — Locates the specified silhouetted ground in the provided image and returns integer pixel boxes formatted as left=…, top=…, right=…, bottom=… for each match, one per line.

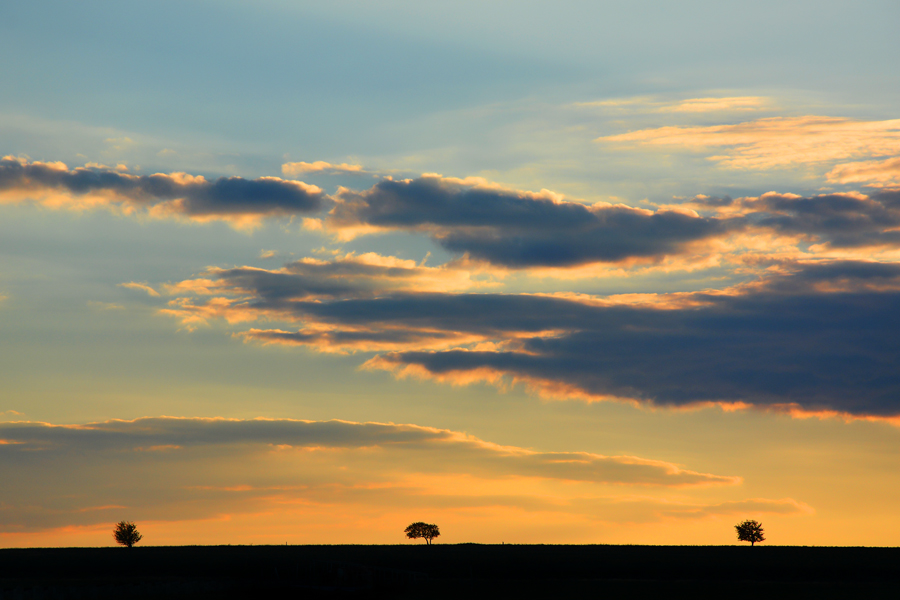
left=1, top=544, right=898, bottom=598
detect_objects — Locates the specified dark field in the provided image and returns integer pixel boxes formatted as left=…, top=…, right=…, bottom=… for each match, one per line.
left=1, top=544, right=898, bottom=599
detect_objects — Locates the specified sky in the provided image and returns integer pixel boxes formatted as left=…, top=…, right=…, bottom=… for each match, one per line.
left=2, top=0, right=900, bottom=547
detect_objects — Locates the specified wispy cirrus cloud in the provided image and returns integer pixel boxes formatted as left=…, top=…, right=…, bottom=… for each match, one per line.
left=281, top=160, right=365, bottom=176
left=576, top=95, right=768, bottom=113
left=658, top=498, right=813, bottom=519
left=86, top=301, right=124, bottom=311
left=826, top=157, right=900, bottom=187
left=659, top=97, right=768, bottom=113
left=118, top=282, right=160, bottom=297
left=598, top=116, right=900, bottom=170
left=0, top=417, right=739, bottom=532
left=0, top=157, right=324, bottom=228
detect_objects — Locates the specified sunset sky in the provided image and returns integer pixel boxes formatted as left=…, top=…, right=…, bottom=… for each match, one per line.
left=2, top=0, right=900, bottom=547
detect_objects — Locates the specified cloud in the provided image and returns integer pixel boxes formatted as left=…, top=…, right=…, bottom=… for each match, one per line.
left=164, top=258, right=900, bottom=418
left=329, top=178, right=900, bottom=273
left=159, top=252, right=490, bottom=334
left=367, top=262, right=900, bottom=417
left=598, top=116, right=900, bottom=170
left=0, top=417, right=738, bottom=532
left=118, top=282, right=160, bottom=297
left=826, top=157, right=900, bottom=187
left=10, top=155, right=900, bottom=272
left=744, top=190, right=900, bottom=251
left=87, top=301, right=124, bottom=311
left=0, top=157, right=324, bottom=227
left=680, top=189, right=900, bottom=259
left=575, top=96, right=767, bottom=113
left=659, top=498, right=814, bottom=518
left=170, top=252, right=484, bottom=299
left=282, top=161, right=364, bottom=176
left=659, top=97, right=767, bottom=113
left=330, top=175, right=737, bottom=267
left=242, top=327, right=478, bottom=355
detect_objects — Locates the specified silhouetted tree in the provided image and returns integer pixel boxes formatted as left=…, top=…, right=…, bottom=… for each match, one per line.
left=405, top=522, right=440, bottom=545
left=735, top=519, right=765, bottom=546
left=113, top=521, right=143, bottom=548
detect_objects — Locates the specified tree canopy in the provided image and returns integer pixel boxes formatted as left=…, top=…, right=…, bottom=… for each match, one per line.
left=405, top=522, right=440, bottom=545
left=113, top=521, right=143, bottom=548
left=735, top=519, right=765, bottom=546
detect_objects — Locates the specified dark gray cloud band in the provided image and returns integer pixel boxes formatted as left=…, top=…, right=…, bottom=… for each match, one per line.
left=8, top=158, right=900, bottom=267
left=376, top=264, right=900, bottom=416
left=331, top=176, right=736, bottom=267
left=703, top=190, right=900, bottom=250
left=331, top=179, right=900, bottom=268
left=183, top=260, right=900, bottom=417
left=0, top=157, right=323, bottom=218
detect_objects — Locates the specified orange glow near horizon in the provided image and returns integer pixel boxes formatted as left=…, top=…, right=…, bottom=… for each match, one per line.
left=3, top=7, right=900, bottom=551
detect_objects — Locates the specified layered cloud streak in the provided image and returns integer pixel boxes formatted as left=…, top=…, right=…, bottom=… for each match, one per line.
left=8, top=157, right=900, bottom=270
left=0, top=417, right=739, bottom=532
